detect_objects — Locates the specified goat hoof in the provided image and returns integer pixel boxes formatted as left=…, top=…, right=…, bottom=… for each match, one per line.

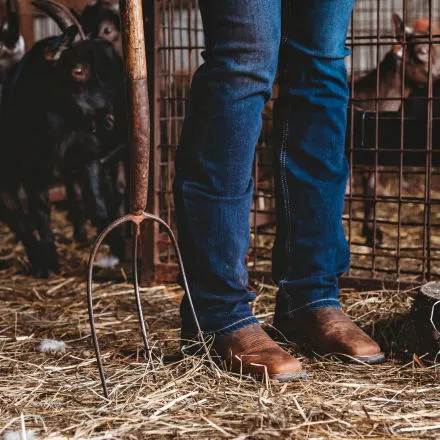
left=362, top=225, right=383, bottom=247
left=39, top=242, right=60, bottom=276
left=26, top=244, right=43, bottom=277
left=74, top=225, right=88, bottom=244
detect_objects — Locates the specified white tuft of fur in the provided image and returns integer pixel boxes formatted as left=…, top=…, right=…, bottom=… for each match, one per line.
left=37, top=338, right=66, bottom=355
left=3, top=431, right=35, bottom=440
left=93, top=254, right=120, bottom=269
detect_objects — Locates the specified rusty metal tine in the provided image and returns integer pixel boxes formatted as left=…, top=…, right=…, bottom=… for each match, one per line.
left=142, top=212, right=216, bottom=370
left=132, top=223, right=156, bottom=377
left=88, top=212, right=216, bottom=398
left=87, top=214, right=134, bottom=400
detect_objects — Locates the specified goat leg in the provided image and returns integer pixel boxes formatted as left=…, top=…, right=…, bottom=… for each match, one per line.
left=80, top=161, right=124, bottom=261
left=0, top=187, right=41, bottom=274
left=100, top=162, right=126, bottom=260
left=361, top=171, right=383, bottom=246
left=65, top=177, right=88, bottom=243
left=25, top=184, right=59, bottom=277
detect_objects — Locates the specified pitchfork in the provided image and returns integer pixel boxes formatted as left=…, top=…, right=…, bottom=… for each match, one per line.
left=86, top=0, right=209, bottom=399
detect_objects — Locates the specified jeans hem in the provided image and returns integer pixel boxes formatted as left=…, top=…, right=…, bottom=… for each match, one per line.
left=207, top=315, right=259, bottom=336
left=282, top=298, right=342, bottom=317
left=182, top=315, right=259, bottom=339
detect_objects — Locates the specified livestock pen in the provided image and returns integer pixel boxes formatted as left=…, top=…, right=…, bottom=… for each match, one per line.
left=1, top=0, right=440, bottom=439
left=147, top=0, right=440, bottom=287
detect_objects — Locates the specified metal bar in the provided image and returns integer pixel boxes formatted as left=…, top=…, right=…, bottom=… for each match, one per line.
left=132, top=226, right=155, bottom=373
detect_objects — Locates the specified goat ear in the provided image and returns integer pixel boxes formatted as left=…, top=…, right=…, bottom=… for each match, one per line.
left=5, top=0, right=20, bottom=47
left=44, top=25, right=78, bottom=61
left=392, top=14, right=405, bottom=41
left=4, top=12, right=20, bottom=47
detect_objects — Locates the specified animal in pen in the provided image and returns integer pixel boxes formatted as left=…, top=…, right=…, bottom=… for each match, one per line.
left=348, top=14, right=440, bottom=246
left=68, top=0, right=129, bottom=251
left=245, top=14, right=440, bottom=242
left=77, top=0, right=122, bottom=57
left=0, top=0, right=24, bottom=83
left=43, top=0, right=128, bottom=245
left=0, top=0, right=127, bottom=277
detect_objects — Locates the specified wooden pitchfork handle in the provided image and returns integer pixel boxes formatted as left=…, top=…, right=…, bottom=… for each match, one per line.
left=120, top=0, right=150, bottom=215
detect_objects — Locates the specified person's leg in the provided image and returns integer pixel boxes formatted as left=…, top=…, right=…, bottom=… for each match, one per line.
left=174, top=0, right=280, bottom=336
left=272, top=0, right=384, bottom=363
left=174, top=0, right=304, bottom=379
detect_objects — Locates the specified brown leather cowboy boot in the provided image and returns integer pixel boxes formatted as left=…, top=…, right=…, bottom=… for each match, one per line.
left=205, top=324, right=306, bottom=381
left=274, top=307, right=386, bottom=364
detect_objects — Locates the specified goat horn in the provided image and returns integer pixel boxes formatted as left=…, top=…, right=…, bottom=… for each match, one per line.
left=32, top=0, right=85, bottom=40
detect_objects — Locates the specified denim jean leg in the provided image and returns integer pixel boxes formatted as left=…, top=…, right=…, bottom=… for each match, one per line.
left=174, top=0, right=282, bottom=336
left=273, top=0, right=355, bottom=317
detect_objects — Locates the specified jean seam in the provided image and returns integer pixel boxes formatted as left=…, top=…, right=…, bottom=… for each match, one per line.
left=279, top=100, right=294, bottom=281
left=286, top=298, right=341, bottom=316
left=204, top=316, right=258, bottom=336
left=280, top=0, right=289, bottom=45
left=279, top=0, right=294, bottom=281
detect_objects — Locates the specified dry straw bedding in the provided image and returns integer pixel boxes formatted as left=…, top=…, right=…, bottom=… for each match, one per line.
left=1, top=213, right=440, bottom=439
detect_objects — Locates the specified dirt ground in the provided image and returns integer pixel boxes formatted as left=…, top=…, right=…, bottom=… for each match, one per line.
left=1, top=210, right=440, bottom=439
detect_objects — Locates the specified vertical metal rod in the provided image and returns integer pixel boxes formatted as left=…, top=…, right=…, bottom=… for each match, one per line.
left=425, top=0, right=434, bottom=281
left=132, top=224, right=155, bottom=372
left=396, top=0, right=408, bottom=280
left=166, top=0, right=173, bottom=265
left=152, top=0, right=161, bottom=272
left=142, top=213, right=213, bottom=364
left=347, top=10, right=355, bottom=277
left=87, top=215, right=135, bottom=400
left=372, top=0, right=381, bottom=277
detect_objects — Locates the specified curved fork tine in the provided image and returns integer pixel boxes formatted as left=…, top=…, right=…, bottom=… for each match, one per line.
left=88, top=212, right=219, bottom=400
left=142, top=213, right=218, bottom=372
left=87, top=214, right=134, bottom=400
left=132, top=224, right=156, bottom=378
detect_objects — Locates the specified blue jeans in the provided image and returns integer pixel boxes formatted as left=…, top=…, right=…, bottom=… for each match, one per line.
left=174, top=0, right=354, bottom=337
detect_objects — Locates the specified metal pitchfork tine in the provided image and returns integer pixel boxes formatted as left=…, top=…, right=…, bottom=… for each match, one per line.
left=86, top=0, right=210, bottom=400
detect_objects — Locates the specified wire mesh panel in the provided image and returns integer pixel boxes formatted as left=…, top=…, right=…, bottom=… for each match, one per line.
left=153, top=0, right=204, bottom=275
left=152, top=0, right=440, bottom=284
left=346, top=0, right=440, bottom=282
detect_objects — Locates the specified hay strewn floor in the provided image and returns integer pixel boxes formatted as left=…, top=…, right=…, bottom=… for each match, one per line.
left=1, top=211, right=440, bottom=439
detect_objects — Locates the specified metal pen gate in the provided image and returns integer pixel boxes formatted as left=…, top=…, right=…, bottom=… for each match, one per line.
left=143, top=0, right=440, bottom=287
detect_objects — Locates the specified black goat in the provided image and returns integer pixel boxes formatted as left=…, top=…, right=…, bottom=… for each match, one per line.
left=0, top=0, right=127, bottom=277
left=0, top=0, right=24, bottom=83
left=79, top=0, right=122, bottom=57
